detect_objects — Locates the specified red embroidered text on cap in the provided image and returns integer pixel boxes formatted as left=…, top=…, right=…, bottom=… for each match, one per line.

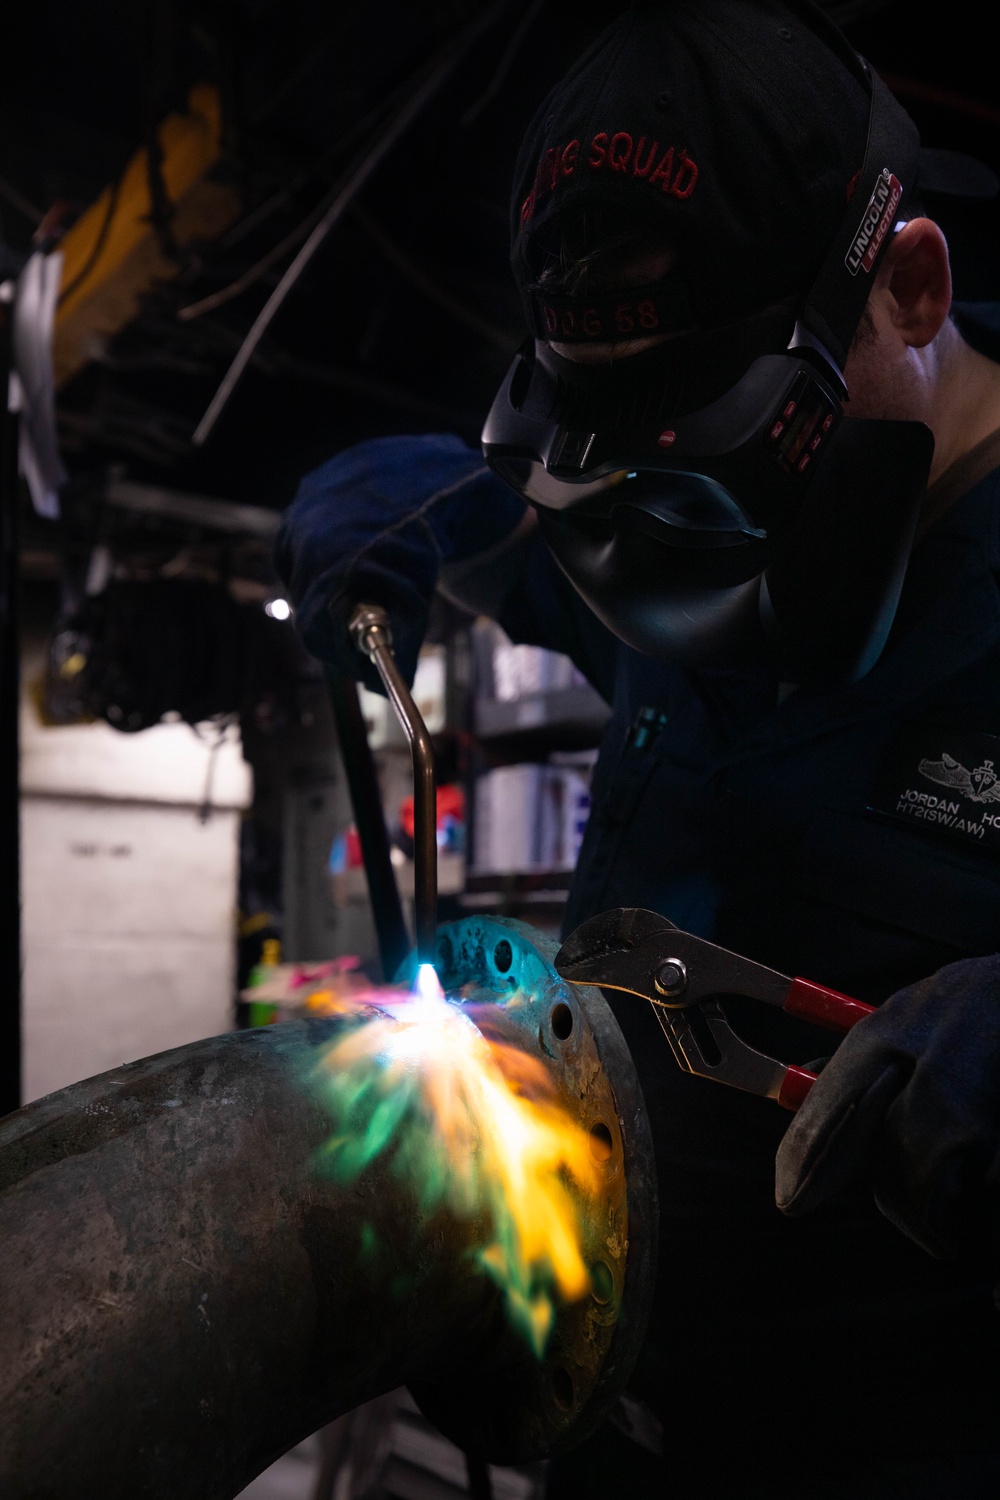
left=521, top=131, right=699, bottom=224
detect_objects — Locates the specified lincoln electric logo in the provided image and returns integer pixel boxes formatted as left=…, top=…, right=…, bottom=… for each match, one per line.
left=845, top=168, right=902, bottom=275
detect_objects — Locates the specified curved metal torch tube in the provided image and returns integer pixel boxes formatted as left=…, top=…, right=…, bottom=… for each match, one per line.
left=0, top=917, right=657, bottom=1500
left=350, top=602, right=437, bottom=963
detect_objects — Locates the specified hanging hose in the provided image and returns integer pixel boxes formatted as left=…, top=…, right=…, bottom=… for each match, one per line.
left=325, top=665, right=410, bottom=981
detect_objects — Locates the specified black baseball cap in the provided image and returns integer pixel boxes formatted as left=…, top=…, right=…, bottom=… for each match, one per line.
left=510, top=0, right=925, bottom=362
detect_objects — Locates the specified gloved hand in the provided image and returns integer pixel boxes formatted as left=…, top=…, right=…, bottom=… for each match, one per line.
left=274, top=433, right=527, bottom=689
left=775, top=955, right=1000, bottom=1260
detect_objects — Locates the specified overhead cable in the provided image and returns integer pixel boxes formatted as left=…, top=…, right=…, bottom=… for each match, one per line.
left=0, top=175, right=44, bottom=227
left=213, top=73, right=413, bottom=258
left=191, top=0, right=513, bottom=447
left=176, top=200, right=332, bottom=321
left=350, top=204, right=516, bottom=352
left=460, top=0, right=547, bottom=127
left=178, top=66, right=432, bottom=318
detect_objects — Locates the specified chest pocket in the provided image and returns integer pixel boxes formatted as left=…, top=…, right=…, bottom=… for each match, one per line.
left=791, top=807, right=1000, bottom=994
left=705, top=765, right=1000, bottom=1001
left=564, top=708, right=674, bottom=930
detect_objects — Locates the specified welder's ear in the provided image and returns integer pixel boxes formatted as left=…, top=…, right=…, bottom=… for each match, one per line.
left=874, top=217, right=952, bottom=349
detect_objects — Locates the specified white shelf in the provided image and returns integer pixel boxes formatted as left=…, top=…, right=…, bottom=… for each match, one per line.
left=331, top=852, right=465, bottom=906
left=474, top=685, right=610, bottom=740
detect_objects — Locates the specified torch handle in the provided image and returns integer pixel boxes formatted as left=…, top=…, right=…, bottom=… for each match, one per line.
left=350, top=604, right=438, bottom=966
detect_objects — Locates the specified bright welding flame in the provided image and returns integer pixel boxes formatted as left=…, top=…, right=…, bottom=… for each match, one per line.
left=314, top=962, right=602, bottom=1355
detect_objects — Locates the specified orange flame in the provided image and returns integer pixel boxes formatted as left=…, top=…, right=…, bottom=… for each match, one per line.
left=313, top=964, right=602, bottom=1354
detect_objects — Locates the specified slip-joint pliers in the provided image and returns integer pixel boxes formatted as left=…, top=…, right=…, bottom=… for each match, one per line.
left=555, top=907, right=875, bottom=1110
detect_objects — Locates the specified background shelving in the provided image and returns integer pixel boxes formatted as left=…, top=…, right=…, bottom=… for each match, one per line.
left=461, top=621, right=607, bottom=936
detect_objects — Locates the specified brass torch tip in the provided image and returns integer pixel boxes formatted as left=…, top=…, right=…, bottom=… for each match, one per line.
left=349, top=602, right=392, bottom=658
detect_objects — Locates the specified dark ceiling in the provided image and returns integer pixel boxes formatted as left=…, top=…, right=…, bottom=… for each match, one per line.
left=3, top=0, right=999, bottom=532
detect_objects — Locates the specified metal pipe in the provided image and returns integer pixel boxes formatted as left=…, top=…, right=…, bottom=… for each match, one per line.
left=0, top=916, right=657, bottom=1500
left=350, top=604, right=437, bottom=965
left=0, top=1018, right=494, bottom=1499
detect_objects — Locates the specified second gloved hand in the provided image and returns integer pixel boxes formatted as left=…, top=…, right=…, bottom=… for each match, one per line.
left=775, top=955, right=1000, bottom=1260
left=274, top=433, right=527, bottom=690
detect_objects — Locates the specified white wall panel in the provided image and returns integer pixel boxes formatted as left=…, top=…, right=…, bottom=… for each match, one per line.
left=22, top=932, right=235, bottom=1101
left=20, top=705, right=251, bottom=807
left=20, top=694, right=252, bottom=1103
left=22, top=797, right=239, bottom=941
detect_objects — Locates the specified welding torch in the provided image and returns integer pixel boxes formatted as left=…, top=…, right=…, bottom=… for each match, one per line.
left=349, top=602, right=438, bottom=967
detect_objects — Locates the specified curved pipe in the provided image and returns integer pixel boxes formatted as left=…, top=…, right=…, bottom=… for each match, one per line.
left=0, top=1019, right=497, bottom=1499
left=0, top=917, right=656, bottom=1500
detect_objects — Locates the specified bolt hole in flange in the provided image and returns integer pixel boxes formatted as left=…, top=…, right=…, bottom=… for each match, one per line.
left=588, top=1121, right=614, bottom=1162
left=493, top=939, right=513, bottom=974
left=551, top=1366, right=575, bottom=1411
left=403, top=916, right=656, bottom=1463
left=590, top=1260, right=615, bottom=1305
left=550, top=1002, right=574, bottom=1040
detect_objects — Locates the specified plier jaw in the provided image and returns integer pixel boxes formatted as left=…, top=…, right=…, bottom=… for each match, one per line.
left=554, top=908, right=875, bottom=1111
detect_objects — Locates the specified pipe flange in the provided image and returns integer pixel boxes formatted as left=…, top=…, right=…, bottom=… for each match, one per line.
left=403, top=914, right=657, bottom=1464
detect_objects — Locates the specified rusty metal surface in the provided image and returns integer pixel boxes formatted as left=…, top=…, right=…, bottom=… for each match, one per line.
left=0, top=917, right=655, bottom=1498
left=409, top=916, right=658, bottom=1463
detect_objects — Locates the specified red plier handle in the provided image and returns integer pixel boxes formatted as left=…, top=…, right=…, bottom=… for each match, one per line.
left=783, top=976, right=876, bottom=1032
left=777, top=979, right=875, bottom=1107
left=555, top=908, right=876, bottom=1109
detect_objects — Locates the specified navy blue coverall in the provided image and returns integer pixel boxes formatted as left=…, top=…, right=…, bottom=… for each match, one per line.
left=492, top=419, right=1000, bottom=1495
left=278, top=307, right=1000, bottom=1497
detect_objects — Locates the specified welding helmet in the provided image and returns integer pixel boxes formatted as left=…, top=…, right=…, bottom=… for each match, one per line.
left=483, top=1, right=944, bottom=684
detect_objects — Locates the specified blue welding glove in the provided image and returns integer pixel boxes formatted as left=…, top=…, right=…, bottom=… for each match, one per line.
left=775, top=955, right=1000, bottom=1262
left=274, top=433, right=528, bottom=691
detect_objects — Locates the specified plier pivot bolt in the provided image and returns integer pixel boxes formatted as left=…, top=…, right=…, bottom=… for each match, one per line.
left=555, top=908, right=875, bottom=1111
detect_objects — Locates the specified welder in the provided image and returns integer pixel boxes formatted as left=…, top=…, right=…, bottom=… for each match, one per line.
left=276, top=1, right=1000, bottom=1494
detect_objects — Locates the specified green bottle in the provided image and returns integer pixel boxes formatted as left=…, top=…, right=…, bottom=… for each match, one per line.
left=246, top=937, right=282, bottom=1027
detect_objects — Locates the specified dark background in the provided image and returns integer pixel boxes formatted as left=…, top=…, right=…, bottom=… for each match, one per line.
left=3, top=0, right=999, bottom=525
left=2, top=0, right=998, bottom=1114
left=4, top=0, right=1000, bottom=1015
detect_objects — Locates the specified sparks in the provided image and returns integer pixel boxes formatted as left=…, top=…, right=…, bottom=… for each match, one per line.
left=311, top=962, right=602, bottom=1355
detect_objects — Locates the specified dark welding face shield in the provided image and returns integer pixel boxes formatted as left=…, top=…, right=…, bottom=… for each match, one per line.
left=482, top=311, right=934, bottom=684
left=484, top=70, right=937, bottom=685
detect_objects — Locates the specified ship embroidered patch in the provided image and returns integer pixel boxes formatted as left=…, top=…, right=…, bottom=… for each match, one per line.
left=871, top=729, right=1000, bottom=852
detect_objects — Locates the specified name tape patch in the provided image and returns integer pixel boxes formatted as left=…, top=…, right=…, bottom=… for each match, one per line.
left=871, top=728, right=1000, bottom=852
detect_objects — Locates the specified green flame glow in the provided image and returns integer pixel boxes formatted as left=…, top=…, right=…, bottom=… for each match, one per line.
left=312, top=965, right=599, bottom=1355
